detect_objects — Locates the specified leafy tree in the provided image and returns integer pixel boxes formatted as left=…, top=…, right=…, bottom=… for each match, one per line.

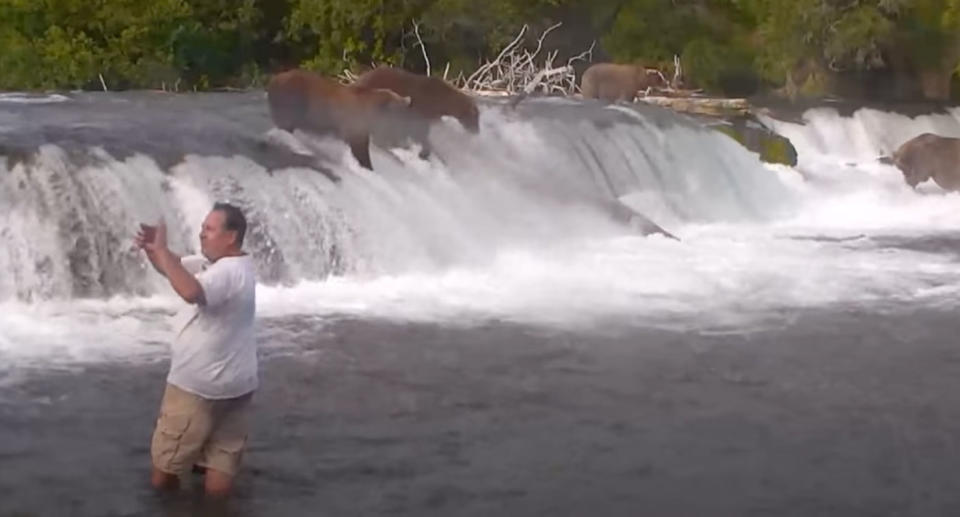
left=169, top=0, right=260, bottom=88
left=602, top=0, right=760, bottom=94
left=285, top=0, right=423, bottom=73
left=0, top=0, right=190, bottom=89
left=751, top=0, right=960, bottom=99
left=284, top=0, right=565, bottom=77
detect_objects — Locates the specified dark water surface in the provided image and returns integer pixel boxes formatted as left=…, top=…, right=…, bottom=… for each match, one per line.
left=3, top=309, right=960, bottom=517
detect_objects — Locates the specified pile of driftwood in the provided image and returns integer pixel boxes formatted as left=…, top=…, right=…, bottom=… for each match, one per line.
left=451, top=24, right=750, bottom=118
left=454, top=24, right=711, bottom=102
left=338, top=22, right=593, bottom=96
left=341, top=22, right=747, bottom=117
left=455, top=23, right=593, bottom=96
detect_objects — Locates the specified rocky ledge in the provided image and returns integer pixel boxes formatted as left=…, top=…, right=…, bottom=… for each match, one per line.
left=638, top=95, right=798, bottom=167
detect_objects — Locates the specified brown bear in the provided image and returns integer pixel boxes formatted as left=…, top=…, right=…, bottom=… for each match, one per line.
left=580, top=63, right=668, bottom=102
left=266, top=69, right=411, bottom=170
left=354, top=66, right=480, bottom=159
left=891, top=133, right=960, bottom=191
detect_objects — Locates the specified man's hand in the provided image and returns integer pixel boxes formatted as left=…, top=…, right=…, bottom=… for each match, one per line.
left=141, top=222, right=168, bottom=255
left=146, top=224, right=180, bottom=276
left=136, top=222, right=175, bottom=277
left=135, top=221, right=205, bottom=305
left=134, top=223, right=159, bottom=249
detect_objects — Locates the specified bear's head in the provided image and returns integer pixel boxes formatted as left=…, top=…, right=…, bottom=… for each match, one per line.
left=893, top=149, right=932, bottom=188
left=369, top=88, right=412, bottom=113
left=443, top=94, right=479, bottom=134
left=893, top=134, right=942, bottom=188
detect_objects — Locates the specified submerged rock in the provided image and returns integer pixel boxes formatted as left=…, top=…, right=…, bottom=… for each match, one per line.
left=708, top=117, right=798, bottom=166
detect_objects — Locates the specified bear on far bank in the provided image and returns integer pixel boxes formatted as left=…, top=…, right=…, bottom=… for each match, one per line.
left=580, top=63, right=668, bottom=103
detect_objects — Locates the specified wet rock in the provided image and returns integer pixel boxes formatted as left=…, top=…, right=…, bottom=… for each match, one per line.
left=708, top=116, right=798, bottom=166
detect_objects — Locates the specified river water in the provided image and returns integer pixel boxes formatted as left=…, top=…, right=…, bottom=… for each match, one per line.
left=2, top=91, right=960, bottom=516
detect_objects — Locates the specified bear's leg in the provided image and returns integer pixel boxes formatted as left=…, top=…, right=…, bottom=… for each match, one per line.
left=349, top=134, right=374, bottom=170
left=412, top=120, right=431, bottom=160
left=268, top=93, right=306, bottom=132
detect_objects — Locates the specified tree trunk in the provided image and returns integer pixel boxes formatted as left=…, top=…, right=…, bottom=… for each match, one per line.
left=918, top=67, right=953, bottom=100
left=885, top=45, right=917, bottom=100
left=916, top=43, right=959, bottom=100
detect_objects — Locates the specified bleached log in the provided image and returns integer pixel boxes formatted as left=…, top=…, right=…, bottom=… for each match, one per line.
left=672, top=54, right=682, bottom=88
left=637, top=96, right=750, bottom=117
left=523, top=65, right=573, bottom=94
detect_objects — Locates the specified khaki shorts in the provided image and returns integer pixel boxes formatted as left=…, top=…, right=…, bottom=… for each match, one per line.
left=150, top=383, right=253, bottom=477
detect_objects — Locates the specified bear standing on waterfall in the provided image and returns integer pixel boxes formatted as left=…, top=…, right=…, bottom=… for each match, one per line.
left=354, top=66, right=480, bottom=159
left=266, top=69, right=412, bottom=170
left=889, top=132, right=960, bottom=191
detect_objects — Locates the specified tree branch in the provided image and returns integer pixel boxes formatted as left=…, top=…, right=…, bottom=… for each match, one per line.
left=412, top=19, right=431, bottom=76
left=461, top=22, right=593, bottom=96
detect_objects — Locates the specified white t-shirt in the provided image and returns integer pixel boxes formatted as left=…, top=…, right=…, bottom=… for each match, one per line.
left=167, top=254, right=258, bottom=399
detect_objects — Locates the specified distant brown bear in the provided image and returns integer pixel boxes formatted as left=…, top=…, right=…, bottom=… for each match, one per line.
left=354, top=66, right=480, bottom=159
left=580, top=63, right=668, bottom=102
left=266, top=69, right=411, bottom=170
left=890, top=132, right=960, bottom=191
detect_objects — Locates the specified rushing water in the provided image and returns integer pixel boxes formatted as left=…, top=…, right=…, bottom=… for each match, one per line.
left=1, top=93, right=959, bottom=369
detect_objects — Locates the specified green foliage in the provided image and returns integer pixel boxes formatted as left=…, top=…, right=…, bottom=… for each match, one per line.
left=0, top=0, right=191, bottom=89
left=602, top=0, right=761, bottom=94
left=416, top=0, right=564, bottom=75
left=0, top=0, right=957, bottom=99
left=751, top=0, right=960, bottom=98
left=0, top=0, right=259, bottom=90
left=285, top=0, right=564, bottom=76
left=286, top=0, right=404, bottom=73
left=169, top=0, right=260, bottom=87
left=603, top=0, right=694, bottom=66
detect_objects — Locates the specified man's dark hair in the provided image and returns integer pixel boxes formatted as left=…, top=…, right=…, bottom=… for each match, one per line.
left=213, top=202, right=247, bottom=247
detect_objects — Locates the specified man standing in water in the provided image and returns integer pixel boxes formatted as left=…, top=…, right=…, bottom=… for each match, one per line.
left=134, top=202, right=257, bottom=498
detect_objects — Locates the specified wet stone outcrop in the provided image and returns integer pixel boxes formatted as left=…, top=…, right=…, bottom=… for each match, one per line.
left=708, top=117, right=798, bottom=166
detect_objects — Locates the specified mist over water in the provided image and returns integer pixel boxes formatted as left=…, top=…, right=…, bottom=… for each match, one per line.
left=1, top=93, right=960, bottom=372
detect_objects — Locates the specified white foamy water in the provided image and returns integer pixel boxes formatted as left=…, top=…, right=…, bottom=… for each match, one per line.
left=760, top=106, right=960, bottom=233
left=2, top=96, right=960, bottom=372
left=0, top=93, right=71, bottom=104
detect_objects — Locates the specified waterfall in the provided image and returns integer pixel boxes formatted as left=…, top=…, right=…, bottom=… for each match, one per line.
left=4, top=93, right=960, bottom=369
left=0, top=93, right=792, bottom=303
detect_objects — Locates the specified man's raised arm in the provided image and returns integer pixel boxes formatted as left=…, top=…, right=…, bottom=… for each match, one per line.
left=138, top=223, right=205, bottom=304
